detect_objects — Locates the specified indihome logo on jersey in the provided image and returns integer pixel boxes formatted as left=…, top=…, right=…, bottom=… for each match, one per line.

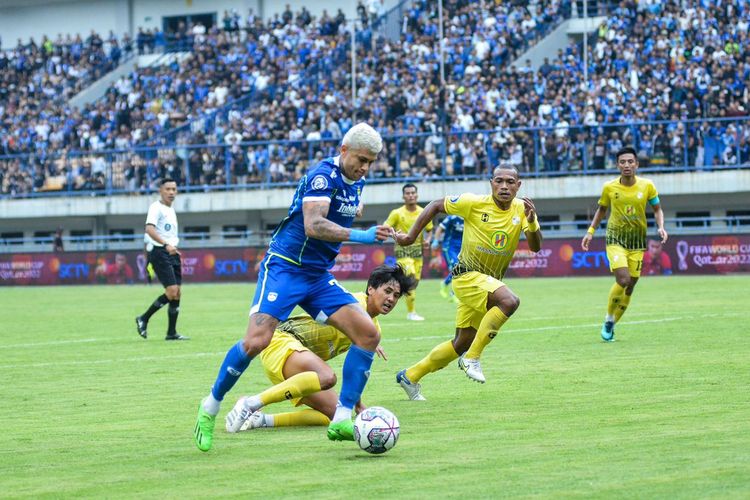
left=490, top=230, right=509, bottom=250
left=336, top=204, right=358, bottom=217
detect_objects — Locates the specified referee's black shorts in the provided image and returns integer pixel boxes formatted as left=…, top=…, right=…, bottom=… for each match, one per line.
left=149, top=246, right=182, bottom=287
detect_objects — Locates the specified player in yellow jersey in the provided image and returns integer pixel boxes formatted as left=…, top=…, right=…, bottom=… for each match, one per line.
left=392, top=165, right=542, bottom=395
left=384, top=184, right=434, bottom=321
left=581, top=146, right=667, bottom=342
left=223, top=265, right=417, bottom=432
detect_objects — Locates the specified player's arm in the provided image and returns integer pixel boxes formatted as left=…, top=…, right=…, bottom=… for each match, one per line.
left=581, top=205, right=608, bottom=251
left=431, top=225, right=445, bottom=250
left=393, top=199, right=444, bottom=246
left=522, top=197, right=543, bottom=253
left=651, top=202, right=668, bottom=243
left=302, top=200, right=389, bottom=243
left=145, top=224, right=179, bottom=255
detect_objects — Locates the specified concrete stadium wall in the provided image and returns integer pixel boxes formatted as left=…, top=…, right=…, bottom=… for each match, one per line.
left=2, top=172, right=749, bottom=246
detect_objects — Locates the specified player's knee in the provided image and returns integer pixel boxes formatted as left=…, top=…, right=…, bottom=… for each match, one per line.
left=354, top=325, right=380, bottom=351
left=317, top=369, right=337, bottom=390
left=499, top=293, right=520, bottom=316
left=241, top=329, right=273, bottom=356
left=616, top=275, right=631, bottom=288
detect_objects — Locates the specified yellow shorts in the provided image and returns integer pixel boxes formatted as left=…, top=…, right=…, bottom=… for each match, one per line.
left=259, top=331, right=309, bottom=406
left=397, top=257, right=423, bottom=281
left=606, top=245, right=644, bottom=278
left=452, top=271, right=506, bottom=330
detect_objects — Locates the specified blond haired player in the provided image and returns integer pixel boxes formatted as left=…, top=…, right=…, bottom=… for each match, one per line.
left=393, top=166, right=542, bottom=395
left=384, top=183, right=433, bottom=321
left=581, top=146, right=667, bottom=342
left=224, top=265, right=416, bottom=432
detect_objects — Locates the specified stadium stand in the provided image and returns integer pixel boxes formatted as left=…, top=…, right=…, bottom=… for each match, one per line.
left=1, top=0, right=749, bottom=198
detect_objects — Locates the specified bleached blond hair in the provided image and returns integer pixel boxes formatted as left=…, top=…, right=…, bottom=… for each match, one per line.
left=342, top=122, right=383, bottom=154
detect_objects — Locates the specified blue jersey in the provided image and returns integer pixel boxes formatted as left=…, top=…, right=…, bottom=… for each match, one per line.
left=268, top=156, right=364, bottom=271
left=439, top=215, right=463, bottom=254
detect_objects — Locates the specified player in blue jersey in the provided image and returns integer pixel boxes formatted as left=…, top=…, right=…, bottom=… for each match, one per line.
left=431, top=215, right=463, bottom=301
left=194, top=123, right=390, bottom=451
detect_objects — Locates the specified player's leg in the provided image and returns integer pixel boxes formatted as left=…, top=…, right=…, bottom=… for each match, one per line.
left=603, top=245, right=633, bottom=341
left=165, top=255, right=187, bottom=340
left=136, top=248, right=171, bottom=338
left=460, top=274, right=517, bottom=383
left=398, top=326, right=475, bottom=399
left=246, top=390, right=336, bottom=430
left=326, top=305, right=379, bottom=440
left=613, top=250, right=643, bottom=323
left=226, top=348, right=332, bottom=432
left=194, top=256, right=299, bottom=451
left=399, top=258, right=423, bottom=320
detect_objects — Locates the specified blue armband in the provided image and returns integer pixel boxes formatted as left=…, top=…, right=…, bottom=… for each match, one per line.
left=349, top=226, right=379, bottom=244
left=431, top=239, right=440, bottom=250
left=648, top=196, right=660, bottom=206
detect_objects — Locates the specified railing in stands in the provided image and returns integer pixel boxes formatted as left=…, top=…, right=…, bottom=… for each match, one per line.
left=1, top=116, right=748, bottom=199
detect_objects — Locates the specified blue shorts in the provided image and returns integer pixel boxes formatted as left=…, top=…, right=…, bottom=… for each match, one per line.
left=250, top=253, right=358, bottom=322
left=442, top=247, right=460, bottom=270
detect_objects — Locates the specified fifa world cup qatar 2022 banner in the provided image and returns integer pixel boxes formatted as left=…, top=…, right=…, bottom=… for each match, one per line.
left=1, top=234, right=749, bottom=286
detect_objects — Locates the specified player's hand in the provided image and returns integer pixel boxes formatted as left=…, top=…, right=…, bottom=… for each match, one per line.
left=356, top=203, right=364, bottom=218
left=391, top=228, right=415, bottom=246
left=431, top=239, right=440, bottom=250
left=374, top=225, right=390, bottom=242
left=581, top=233, right=592, bottom=251
left=522, top=197, right=537, bottom=223
left=165, top=244, right=180, bottom=256
left=422, top=240, right=430, bottom=254
left=658, top=227, right=668, bottom=244
left=375, top=345, right=388, bottom=361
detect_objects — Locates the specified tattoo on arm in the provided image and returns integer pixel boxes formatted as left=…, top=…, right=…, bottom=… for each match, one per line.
left=303, top=200, right=350, bottom=242
left=253, top=313, right=277, bottom=328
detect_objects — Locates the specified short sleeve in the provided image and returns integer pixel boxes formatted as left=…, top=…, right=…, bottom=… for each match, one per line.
left=647, top=181, right=660, bottom=205
left=145, top=202, right=160, bottom=226
left=444, top=194, right=475, bottom=218
left=597, top=184, right=610, bottom=207
left=520, top=205, right=530, bottom=232
left=302, top=169, right=334, bottom=203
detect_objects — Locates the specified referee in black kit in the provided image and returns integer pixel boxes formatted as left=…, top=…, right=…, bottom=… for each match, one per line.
left=135, top=178, right=189, bottom=340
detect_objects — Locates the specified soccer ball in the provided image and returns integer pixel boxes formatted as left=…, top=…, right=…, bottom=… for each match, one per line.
left=353, top=406, right=400, bottom=454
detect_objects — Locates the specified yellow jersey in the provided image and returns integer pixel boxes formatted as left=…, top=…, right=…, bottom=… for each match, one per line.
left=444, top=194, right=529, bottom=279
left=274, top=292, right=380, bottom=361
left=598, top=176, right=659, bottom=250
left=386, top=205, right=434, bottom=259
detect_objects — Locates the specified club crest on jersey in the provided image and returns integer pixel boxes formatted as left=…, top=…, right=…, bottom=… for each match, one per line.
left=637, top=192, right=643, bottom=199
left=311, top=175, right=328, bottom=191
left=267, top=292, right=278, bottom=302
left=490, top=230, right=509, bottom=250
left=512, top=216, right=520, bottom=225
left=165, top=223, right=172, bottom=231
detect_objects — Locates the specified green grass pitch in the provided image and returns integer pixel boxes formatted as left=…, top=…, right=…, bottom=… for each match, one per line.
left=1, top=275, right=749, bottom=498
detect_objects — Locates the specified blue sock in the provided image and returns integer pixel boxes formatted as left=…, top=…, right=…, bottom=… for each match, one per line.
left=444, top=274, right=452, bottom=285
left=210, top=340, right=252, bottom=401
left=338, top=345, right=375, bottom=409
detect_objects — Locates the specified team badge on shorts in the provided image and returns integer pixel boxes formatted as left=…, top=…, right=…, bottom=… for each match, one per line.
left=268, top=292, right=278, bottom=302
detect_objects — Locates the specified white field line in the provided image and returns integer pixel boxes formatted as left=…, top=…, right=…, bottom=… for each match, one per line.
left=0, top=314, right=722, bottom=370
left=0, top=312, right=735, bottom=352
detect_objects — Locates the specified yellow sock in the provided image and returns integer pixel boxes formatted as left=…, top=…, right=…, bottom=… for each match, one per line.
left=405, top=340, right=459, bottom=383
left=607, top=283, right=626, bottom=317
left=464, top=307, right=509, bottom=360
left=406, top=290, right=416, bottom=313
left=614, top=293, right=632, bottom=323
left=271, top=409, right=330, bottom=427
left=259, top=371, right=321, bottom=406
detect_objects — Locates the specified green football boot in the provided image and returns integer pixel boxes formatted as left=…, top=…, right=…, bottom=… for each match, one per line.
left=194, top=401, right=216, bottom=452
left=327, top=419, right=355, bottom=441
